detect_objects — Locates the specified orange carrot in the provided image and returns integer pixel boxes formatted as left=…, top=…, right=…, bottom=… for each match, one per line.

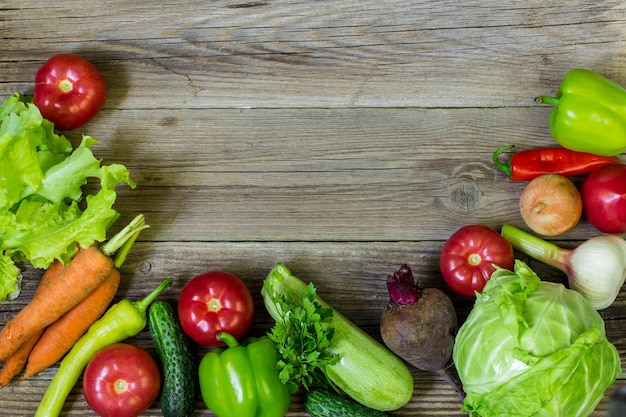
left=0, top=329, right=43, bottom=387
left=23, top=268, right=121, bottom=379
left=23, top=214, right=147, bottom=378
left=0, top=260, right=66, bottom=387
left=0, top=245, right=114, bottom=361
left=0, top=214, right=147, bottom=362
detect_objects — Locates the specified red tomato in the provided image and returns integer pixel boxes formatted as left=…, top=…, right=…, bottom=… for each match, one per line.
left=178, top=270, right=254, bottom=347
left=440, top=225, right=514, bottom=297
left=83, top=343, right=160, bottom=417
left=34, top=54, right=107, bottom=130
left=581, top=164, right=626, bottom=233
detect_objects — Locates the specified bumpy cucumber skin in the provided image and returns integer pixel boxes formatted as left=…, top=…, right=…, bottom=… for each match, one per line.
left=305, top=389, right=390, bottom=417
left=148, top=301, right=197, bottom=417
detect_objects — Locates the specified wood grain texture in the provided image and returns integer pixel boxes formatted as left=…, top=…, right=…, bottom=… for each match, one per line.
left=1, top=0, right=625, bottom=416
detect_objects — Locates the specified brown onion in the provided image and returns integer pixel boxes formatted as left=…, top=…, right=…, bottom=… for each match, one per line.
left=519, top=174, right=582, bottom=236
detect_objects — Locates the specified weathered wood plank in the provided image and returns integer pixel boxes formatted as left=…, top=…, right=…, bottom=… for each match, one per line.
left=75, top=106, right=605, bottom=242
left=2, top=1, right=626, bottom=108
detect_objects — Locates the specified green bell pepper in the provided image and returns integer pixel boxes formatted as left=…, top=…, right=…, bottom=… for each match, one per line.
left=536, top=68, right=626, bottom=156
left=199, top=332, right=291, bottom=417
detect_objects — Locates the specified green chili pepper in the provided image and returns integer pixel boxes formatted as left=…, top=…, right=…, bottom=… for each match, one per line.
left=34, top=278, right=173, bottom=417
left=199, top=332, right=291, bottom=417
left=536, top=68, right=626, bottom=156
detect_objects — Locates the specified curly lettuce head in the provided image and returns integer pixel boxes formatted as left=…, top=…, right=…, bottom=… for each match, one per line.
left=0, top=93, right=135, bottom=300
left=453, top=260, right=621, bottom=417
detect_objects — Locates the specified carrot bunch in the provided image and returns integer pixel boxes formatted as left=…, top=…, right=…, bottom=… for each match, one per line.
left=0, top=214, right=148, bottom=387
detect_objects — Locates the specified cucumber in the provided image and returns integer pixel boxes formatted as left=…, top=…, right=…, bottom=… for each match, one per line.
left=148, top=300, right=197, bottom=417
left=261, top=263, right=414, bottom=412
left=305, top=389, right=390, bottom=417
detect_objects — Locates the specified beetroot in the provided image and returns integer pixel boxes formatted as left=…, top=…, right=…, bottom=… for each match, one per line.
left=380, top=264, right=464, bottom=399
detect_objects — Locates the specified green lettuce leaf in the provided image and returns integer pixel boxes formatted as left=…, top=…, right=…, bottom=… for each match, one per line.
left=0, top=93, right=135, bottom=300
left=453, top=260, right=621, bottom=417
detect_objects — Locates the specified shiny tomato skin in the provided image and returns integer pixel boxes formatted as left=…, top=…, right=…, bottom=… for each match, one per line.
left=34, top=54, right=107, bottom=130
left=83, top=343, right=160, bottom=417
left=581, top=164, right=626, bottom=234
left=440, top=225, right=514, bottom=297
left=178, top=270, right=254, bottom=347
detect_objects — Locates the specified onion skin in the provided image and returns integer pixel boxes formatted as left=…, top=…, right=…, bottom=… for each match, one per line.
left=519, top=174, right=582, bottom=236
left=501, top=224, right=626, bottom=310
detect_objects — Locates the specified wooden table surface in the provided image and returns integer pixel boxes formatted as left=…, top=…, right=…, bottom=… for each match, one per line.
left=2, top=1, right=626, bottom=416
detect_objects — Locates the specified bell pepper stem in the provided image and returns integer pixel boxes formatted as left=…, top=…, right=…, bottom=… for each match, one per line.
left=492, top=145, right=514, bottom=178
left=216, top=332, right=240, bottom=348
left=501, top=224, right=569, bottom=273
left=535, top=95, right=560, bottom=106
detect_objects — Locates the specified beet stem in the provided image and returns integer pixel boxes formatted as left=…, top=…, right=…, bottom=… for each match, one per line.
left=386, top=264, right=421, bottom=305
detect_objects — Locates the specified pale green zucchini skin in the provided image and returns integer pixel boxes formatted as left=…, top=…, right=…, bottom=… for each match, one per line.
left=148, top=301, right=197, bottom=417
left=305, top=388, right=390, bottom=417
left=261, top=263, right=414, bottom=412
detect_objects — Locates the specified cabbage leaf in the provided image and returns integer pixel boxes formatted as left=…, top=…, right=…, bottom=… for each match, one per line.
left=0, top=93, right=135, bottom=300
left=453, top=260, right=621, bottom=417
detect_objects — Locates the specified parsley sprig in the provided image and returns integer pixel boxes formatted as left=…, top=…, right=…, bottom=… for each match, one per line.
left=267, top=282, right=339, bottom=393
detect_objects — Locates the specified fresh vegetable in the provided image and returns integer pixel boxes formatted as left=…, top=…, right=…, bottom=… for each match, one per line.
left=262, top=263, right=414, bottom=412
left=266, top=281, right=338, bottom=393
left=581, top=164, right=626, bottom=233
left=440, top=225, right=514, bottom=297
left=148, top=300, right=198, bottom=417
left=535, top=68, right=626, bottom=156
left=380, top=264, right=463, bottom=398
left=518, top=174, right=582, bottom=236
left=0, top=260, right=64, bottom=387
left=0, top=248, right=111, bottom=360
left=501, top=224, right=626, bottom=310
left=82, top=343, right=161, bottom=417
left=33, top=53, right=107, bottom=130
left=0, top=215, right=145, bottom=363
left=23, top=215, right=147, bottom=379
left=453, top=260, right=621, bottom=417
left=492, top=145, right=619, bottom=181
left=178, top=270, right=254, bottom=347
left=34, top=278, right=172, bottom=417
left=304, top=388, right=390, bottom=417
left=198, top=332, right=291, bottom=417
left=0, top=93, right=135, bottom=300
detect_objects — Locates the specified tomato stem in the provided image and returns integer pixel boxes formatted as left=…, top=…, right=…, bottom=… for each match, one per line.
left=114, top=379, right=128, bottom=394
left=208, top=298, right=221, bottom=312
left=58, top=79, right=73, bottom=93
left=467, top=253, right=482, bottom=266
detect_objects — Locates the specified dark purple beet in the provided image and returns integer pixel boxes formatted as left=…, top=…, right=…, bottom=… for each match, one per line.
left=380, top=264, right=464, bottom=399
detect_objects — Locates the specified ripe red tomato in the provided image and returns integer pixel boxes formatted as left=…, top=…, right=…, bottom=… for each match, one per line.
left=440, top=225, right=514, bottom=297
left=34, top=53, right=107, bottom=130
left=83, top=343, right=160, bottom=417
left=178, top=270, right=254, bottom=347
left=581, top=164, right=626, bottom=233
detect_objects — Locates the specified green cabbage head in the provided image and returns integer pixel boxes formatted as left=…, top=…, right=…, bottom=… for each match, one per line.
left=453, top=260, right=621, bottom=417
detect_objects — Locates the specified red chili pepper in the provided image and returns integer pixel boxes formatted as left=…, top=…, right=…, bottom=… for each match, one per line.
left=492, top=145, right=620, bottom=181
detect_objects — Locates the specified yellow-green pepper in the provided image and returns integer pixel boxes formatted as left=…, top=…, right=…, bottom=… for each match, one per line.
left=536, top=68, right=626, bottom=156
left=199, top=332, right=291, bottom=417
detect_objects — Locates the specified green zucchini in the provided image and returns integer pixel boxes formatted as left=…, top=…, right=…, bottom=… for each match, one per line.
left=261, top=263, right=414, bottom=412
left=305, top=389, right=390, bottom=417
left=148, top=300, right=197, bottom=417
